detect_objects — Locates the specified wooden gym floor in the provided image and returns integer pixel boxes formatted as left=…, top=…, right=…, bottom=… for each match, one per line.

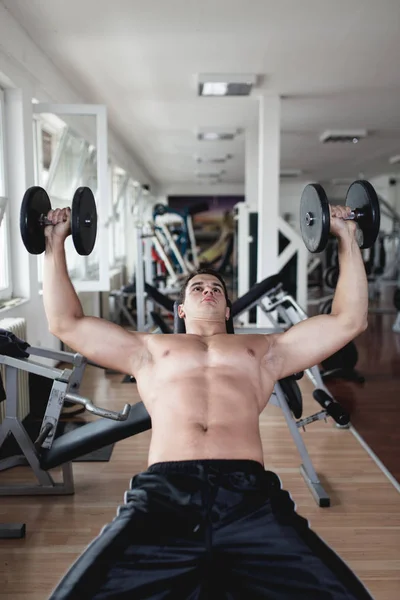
left=0, top=310, right=399, bottom=599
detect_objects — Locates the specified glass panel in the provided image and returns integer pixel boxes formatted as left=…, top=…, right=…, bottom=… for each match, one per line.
left=48, top=128, right=86, bottom=203
left=34, top=113, right=67, bottom=189
left=80, top=146, right=97, bottom=192
left=79, top=147, right=98, bottom=278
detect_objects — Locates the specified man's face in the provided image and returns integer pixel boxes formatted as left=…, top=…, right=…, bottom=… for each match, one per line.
left=178, top=275, right=230, bottom=322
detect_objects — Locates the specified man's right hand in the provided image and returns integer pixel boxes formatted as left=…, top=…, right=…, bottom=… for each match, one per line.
left=44, top=207, right=71, bottom=248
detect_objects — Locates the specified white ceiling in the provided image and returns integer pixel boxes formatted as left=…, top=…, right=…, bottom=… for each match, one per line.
left=3, top=0, right=400, bottom=188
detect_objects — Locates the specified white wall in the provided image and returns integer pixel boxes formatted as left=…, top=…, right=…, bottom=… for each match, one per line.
left=0, top=4, right=154, bottom=356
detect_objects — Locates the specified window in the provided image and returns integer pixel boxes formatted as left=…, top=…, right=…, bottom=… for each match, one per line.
left=34, top=115, right=89, bottom=282
left=0, top=88, right=12, bottom=301
left=33, top=103, right=109, bottom=292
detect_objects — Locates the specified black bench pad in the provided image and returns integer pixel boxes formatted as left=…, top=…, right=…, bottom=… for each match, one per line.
left=231, top=275, right=283, bottom=317
left=40, top=401, right=151, bottom=470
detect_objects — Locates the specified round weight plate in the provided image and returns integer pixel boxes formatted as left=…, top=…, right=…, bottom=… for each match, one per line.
left=71, top=187, right=97, bottom=255
left=20, top=187, right=51, bottom=254
left=300, top=184, right=330, bottom=253
left=345, top=180, right=380, bottom=249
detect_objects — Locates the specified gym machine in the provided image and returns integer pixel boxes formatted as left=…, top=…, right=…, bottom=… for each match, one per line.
left=0, top=334, right=151, bottom=538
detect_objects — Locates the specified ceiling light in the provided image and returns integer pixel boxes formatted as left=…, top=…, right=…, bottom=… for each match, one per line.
left=198, top=74, right=257, bottom=97
left=199, top=132, right=221, bottom=141
left=201, top=82, right=228, bottom=96
left=389, top=154, right=400, bottom=165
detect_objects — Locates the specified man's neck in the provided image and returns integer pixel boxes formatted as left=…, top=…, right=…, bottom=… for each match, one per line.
left=184, top=318, right=227, bottom=337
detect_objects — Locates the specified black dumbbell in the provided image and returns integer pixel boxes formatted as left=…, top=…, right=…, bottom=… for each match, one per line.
left=300, top=180, right=381, bottom=253
left=20, top=186, right=97, bottom=255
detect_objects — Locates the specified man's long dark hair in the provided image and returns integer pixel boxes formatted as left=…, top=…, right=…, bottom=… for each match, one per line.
left=179, top=268, right=229, bottom=303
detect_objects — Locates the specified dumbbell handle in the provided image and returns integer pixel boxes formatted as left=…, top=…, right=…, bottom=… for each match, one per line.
left=39, top=215, right=67, bottom=226
left=38, top=214, right=93, bottom=227
left=343, top=208, right=365, bottom=221
left=305, top=207, right=365, bottom=227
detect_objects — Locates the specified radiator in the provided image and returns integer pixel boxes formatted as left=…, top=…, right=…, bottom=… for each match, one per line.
left=0, top=317, right=30, bottom=423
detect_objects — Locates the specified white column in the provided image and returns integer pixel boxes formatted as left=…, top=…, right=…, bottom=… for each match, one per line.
left=257, top=94, right=281, bottom=325
left=234, top=121, right=259, bottom=324
left=4, top=87, right=34, bottom=300
left=245, top=121, right=259, bottom=210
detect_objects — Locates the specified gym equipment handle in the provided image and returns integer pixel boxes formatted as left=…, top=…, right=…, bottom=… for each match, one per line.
left=34, top=422, right=54, bottom=450
left=65, top=392, right=131, bottom=421
left=312, top=389, right=350, bottom=427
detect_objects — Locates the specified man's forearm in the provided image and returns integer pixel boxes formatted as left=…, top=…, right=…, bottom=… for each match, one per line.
left=43, top=242, right=84, bottom=333
left=331, top=234, right=368, bottom=329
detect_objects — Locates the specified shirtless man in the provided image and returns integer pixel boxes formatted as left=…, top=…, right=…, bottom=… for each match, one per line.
left=44, top=206, right=373, bottom=599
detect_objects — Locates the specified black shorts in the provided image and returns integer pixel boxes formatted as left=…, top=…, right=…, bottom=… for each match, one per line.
left=48, top=460, right=374, bottom=599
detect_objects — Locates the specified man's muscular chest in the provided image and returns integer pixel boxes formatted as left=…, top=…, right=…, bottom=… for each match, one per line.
left=147, top=333, right=270, bottom=372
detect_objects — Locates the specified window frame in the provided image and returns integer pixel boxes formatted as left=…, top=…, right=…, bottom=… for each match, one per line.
left=0, top=88, right=12, bottom=301
left=32, top=103, right=110, bottom=292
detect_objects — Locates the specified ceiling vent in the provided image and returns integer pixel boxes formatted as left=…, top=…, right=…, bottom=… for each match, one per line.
left=198, top=74, right=257, bottom=96
left=280, top=169, right=303, bottom=178
left=195, top=170, right=225, bottom=179
left=319, top=129, right=367, bottom=144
